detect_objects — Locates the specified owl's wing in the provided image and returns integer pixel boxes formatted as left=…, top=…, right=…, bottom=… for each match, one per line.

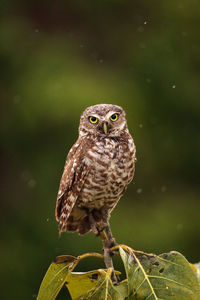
left=55, top=138, right=90, bottom=234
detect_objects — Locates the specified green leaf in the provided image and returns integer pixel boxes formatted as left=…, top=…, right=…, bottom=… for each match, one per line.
left=71, top=269, right=128, bottom=300
left=113, top=280, right=128, bottom=300
left=37, top=252, right=104, bottom=300
left=37, top=258, right=75, bottom=300
left=119, top=247, right=200, bottom=300
left=66, top=270, right=102, bottom=299
left=193, top=262, right=200, bottom=283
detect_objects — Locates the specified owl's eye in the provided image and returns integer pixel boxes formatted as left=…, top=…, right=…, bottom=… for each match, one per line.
left=110, top=113, right=118, bottom=122
left=89, top=116, right=98, bottom=124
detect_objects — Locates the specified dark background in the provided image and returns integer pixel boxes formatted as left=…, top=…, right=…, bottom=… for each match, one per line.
left=1, top=1, right=200, bottom=299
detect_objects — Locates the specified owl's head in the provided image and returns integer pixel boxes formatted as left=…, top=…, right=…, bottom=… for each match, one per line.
left=79, top=104, right=128, bottom=137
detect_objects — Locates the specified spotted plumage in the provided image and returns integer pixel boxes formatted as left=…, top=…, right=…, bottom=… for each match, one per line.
left=55, top=104, right=136, bottom=236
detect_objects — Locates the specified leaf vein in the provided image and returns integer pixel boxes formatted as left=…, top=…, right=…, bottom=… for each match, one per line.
left=148, top=275, right=192, bottom=290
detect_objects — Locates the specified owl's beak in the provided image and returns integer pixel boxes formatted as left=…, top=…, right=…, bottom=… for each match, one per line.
left=102, top=122, right=108, bottom=134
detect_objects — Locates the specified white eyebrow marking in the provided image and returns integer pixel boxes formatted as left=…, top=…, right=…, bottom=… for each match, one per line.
left=88, top=114, right=101, bottom=119
left=106, top=111, right=121, bottom=119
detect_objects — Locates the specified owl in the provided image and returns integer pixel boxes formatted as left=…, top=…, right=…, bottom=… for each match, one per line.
left=55, top=104, right=136, bottom=243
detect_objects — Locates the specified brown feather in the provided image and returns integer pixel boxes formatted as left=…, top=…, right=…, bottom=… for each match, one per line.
left=55, top=104, right=136, bottom=236
left=55, top=137, right=94, bottom=234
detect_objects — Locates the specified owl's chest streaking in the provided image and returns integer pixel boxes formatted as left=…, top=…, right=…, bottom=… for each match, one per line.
left=77, top=135, right=136, bottom=211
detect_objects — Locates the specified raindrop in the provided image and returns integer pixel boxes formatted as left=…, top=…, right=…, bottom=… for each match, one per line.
left=137, top=188, right=143, bottom=194
left=161, top=186, right=167, bottom=192
left=172, top=84, right=176, bottom=89
left=28, top=179, right=36, bottom=188
left=35, top=28, right=39, bottom=33
left=139, top=124, right=143, bottom=128
left=182, top=31, right=188, bottom=37
left=99, top=59, right=103, bottom=63
left=139, top=42, right=146, bottom=49
left=144, top=21, right=148, bottom=25
left=47, top=218, right=50, bottom=222
left=13, top=95, right=21, bottom=104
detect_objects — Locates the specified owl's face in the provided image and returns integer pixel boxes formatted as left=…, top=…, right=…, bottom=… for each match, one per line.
left=79, top=104, right=128, bottom=137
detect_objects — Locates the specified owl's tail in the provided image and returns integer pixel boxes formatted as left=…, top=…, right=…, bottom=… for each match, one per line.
left=59, top=205, right=105, bottom=236
left=64, top=206, right=91, bottom=235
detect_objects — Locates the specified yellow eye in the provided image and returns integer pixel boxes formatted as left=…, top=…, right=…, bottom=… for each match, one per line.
left=89, top=116, right=98, bottom=124
left=110, top=113, right=118, bottom=122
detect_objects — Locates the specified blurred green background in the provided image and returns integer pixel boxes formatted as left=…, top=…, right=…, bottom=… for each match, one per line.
left=1, top=1, right=200, bottom=299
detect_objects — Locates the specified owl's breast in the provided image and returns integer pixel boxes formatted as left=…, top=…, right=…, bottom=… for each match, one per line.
left=78, top=136, right=136, bottom=210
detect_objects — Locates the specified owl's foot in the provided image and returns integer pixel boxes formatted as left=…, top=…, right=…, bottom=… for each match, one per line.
left=88, top=211, right=100, bottom=236
left=103, top=238, right=118, bottom=257
left=103, top=238, right=117, bottom=249
left=94, top=224, right=108, bottom=237
left=88, top=211, right=108, bottom=237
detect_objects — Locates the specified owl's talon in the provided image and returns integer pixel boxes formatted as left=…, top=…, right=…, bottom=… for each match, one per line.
left=90, top=225, right=99, bottom=236
left=110, top=249, right=118, bottom=256
left=92, top=227, right=103, bottom=237
left=97, top=225, right=107, bottom=235
left=104, top=238, right=116, bottom=249
left=102, top=238, right=118, bottom=256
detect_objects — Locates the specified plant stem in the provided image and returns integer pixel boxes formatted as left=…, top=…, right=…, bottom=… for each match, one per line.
left=100, top=230, right=117, bottom=282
